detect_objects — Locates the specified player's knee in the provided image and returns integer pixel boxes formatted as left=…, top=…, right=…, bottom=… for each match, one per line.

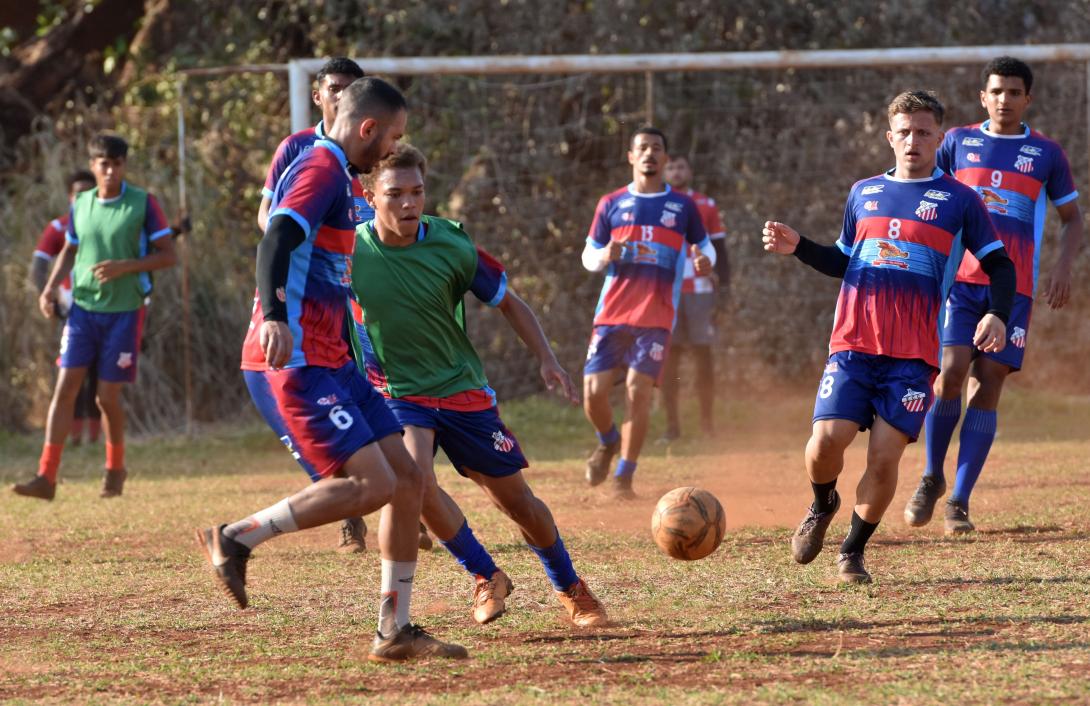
left=392, top=456, right=424, bottom=499
left=935, top=368, right=967, bottom=395
left=808, top=431, right=847, bottom=462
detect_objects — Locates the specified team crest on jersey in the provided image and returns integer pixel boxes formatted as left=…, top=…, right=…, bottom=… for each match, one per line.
left=861, top=184, right=884, bottom=195
left=316, top=394, right=339, bottom=406
left=924, top=190, right=951, bottom=201
left=967, top=153, right=981, bottom=163
left=915, top=200, right=938, bottom=221
left=621, top=211, right=634, bottom=222
left=1015, top=155, right=1034, bottom=173
left=618, top=197, right=636, bottom=209
left=117, top=352, right=133, bottom=369
left=664, top=201, right=683, bottom=212
left=873, top=241, right=910, bottom=269
left=649, top=342, right=665, bottom=362
left=962, top=137, right=984, bottom=147
left=491, top=430, right=515, bottom=453
left=1020, top=144, right=1043, bottom=157
left=864, top=200, right=879, bottom=211
left=660, top=210, right=677, bottom=228
left=902, top=388, right=927, bottom=413
left=1010, top=326, right=1027, bottom=349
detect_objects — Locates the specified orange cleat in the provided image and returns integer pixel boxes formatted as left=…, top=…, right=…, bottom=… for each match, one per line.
left=556, top=578, right=608, bottom=627
left=472, top=569, right=514, bottom=624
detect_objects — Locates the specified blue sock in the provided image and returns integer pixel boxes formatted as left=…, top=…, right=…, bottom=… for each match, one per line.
left=614, top=457, right=637, bottom=478
left=440, top=520, right=498, bottom=579
left=924, top=396, right=961, bottom=481
left=596, top=424, right=620, bottom=446
left=951, top=407, right=997, bottom=508
left=529, top=530, right=579, bottom=591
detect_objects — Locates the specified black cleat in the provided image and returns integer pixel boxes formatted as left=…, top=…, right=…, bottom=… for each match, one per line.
left=944, top=499, right=976, bottom=535
left=195, top=525, right=251, bottom=609
left=585, top=439, right=620, bottom=486
left=903, top=475, right=946, bottom=527
left=12, top=475, right=56, bottom=501
left=790, top=491, right=841, bottom=564
left=100, top=469, right=127, bottom=498
left=836, top=552, right=872, bottom=584
left=368, top=623, right=468, bottom=662
left=337, top=517, right=367, bottom=554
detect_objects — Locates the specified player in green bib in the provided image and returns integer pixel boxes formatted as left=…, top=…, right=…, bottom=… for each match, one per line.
left=349, top=143, right=607, bottom=628
left=12, top=133, right=176, bottom=501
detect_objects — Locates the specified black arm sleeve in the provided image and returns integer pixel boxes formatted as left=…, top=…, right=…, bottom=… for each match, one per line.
left=793, top=235, right=850, bottom=278
left=978, top=248, right=1016, bottom=324
left=712, top=238, right=730, bottom=287
left=256, top=214, right=307, bottom=322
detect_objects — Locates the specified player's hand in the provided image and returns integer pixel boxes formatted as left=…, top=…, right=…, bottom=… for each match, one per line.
left=762, top=221, right=800, bottom=255
left=603, top=240, right=625, bottom=264
left=540, top=358, right=580, bottom=405
left=691, top=244, right=712, bottom=276
left=92, top=259, right=131, bottom=284
left=260, top=320, right=294, bottom=368
left=38, top=287, right=58, bottom=319
left=1042, top=263, right=1072, bottom=310
left=973, top=313, right=1007, bottom=353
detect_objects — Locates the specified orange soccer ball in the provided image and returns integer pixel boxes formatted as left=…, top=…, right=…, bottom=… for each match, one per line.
left=651, top=486, right=726, bottom=560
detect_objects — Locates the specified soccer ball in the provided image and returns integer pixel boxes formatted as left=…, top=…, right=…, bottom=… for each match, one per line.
left=651, top=486, right=726, bottom=561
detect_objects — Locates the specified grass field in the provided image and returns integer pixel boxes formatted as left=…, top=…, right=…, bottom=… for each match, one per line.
left=2, top=387, right=1089, bottom=705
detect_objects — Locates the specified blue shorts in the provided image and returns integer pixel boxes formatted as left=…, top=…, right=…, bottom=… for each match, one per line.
left=583, top=324, right=670, bottom=381
left=386, top=399, right=528, bottom=478
left=59, top=304, right=145, bottom=383
left=942, top=282, right=1033, bottom=371
left=244, top=360, right=402, bottom=482
left=813, top=351, right=936, bottom=442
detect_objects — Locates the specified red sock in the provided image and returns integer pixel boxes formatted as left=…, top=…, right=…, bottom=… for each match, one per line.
left=88, top=419, right=101, bottom=443
left=106, top=442, right=125, bottom=471
left=38, top=443, right=63, bottom=484
left=72, top=418, right=85, bottom=439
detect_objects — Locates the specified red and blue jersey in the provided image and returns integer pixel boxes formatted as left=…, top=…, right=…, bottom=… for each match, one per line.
left=586, top=184, right=708, bottom=330
left=262, top=121, right=373, bottom=225
left=938, top=121, right=1078, bottom=297
left=242, top=139, right=359, bottom=371
left=830, top=168, right=1004, bottom=368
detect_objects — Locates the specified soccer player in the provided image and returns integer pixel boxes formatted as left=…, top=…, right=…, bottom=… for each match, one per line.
left=195, top=78, right=466, bottom=662
left=29, top=170, right=102, bottom=446
left=581, top=127, right=715, bottom=499
left=12, top=135, right=177, bottom=501
left=903, top=57, right=1084, bottom=534
left=763, top=91, right=1016, bottom=583
left=660, top=154, right=730, bottom=441
left=349, top=143, right=608, bottom=628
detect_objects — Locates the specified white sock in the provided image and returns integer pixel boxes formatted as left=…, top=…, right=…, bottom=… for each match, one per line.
left=223, top=498, right=299, bottom=549
left=378, top=559, right=416, bottom=637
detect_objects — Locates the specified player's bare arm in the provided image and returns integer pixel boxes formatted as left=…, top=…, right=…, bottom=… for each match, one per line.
left=1042, top=200, right=1084, bottom=310
left=257, top=195, right=272, bottom=233
left=39, top=241, right=78, bottom=319
left=92, top=234, right=177, bottom=284
left=497, top=290, right=579, bottom=404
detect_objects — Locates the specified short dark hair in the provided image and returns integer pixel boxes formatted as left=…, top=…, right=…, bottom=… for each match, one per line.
left=982, top=56, right=1033, bottom=94
left=316, top=57, right=365, bottom=85
left=67, top=169, right=95, bottom=190
left=337, top=77, right=407, bottom=124
left=887, top=90, right=945, bottom=126
left=631, top=126, right=668, bottom=152
left=666, top=154, right=690, bottom=165
left=361, top=142, right=427, bottom=191
left=88, top=133, right=128, bottom=159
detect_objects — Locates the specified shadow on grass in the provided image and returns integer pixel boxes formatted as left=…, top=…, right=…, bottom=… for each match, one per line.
left=753, top=613, right=1089, bottom=636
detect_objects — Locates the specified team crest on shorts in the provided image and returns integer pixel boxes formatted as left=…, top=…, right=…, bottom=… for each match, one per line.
left=1010, top=326, right=1027, bottom=349
left=117, top=352, right=133, bottom=369
left=902, top=388, right=927, bottom=413
left=649, top=342, right=665, bottom=362
left=492, top=430, right=515, bottom=453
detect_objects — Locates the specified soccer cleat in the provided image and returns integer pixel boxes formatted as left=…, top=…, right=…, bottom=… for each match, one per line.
left=195, top=524, right=252, bottom=609
left=903, top=476, right=946, bottom=527
left=790, top=491, right=841, bottom=564
left=11, top=475, right=56, bottom=501
left=610, top=473, right=636, bottom=500
left=556, top=578, right=608, bottom=627
left=368, top=623, right=468, bottom=662
left=585, top=439, right=620, bottom=486
left=656, top=427, right=681, bottom=445
left=944, top=500, right=976, bottom=535
left=418, top=523, right=434, bottom=551
left=836, top=552, right=872, bottom=584
left=337, top=517, right=367, bottom=554
left=100, top=469, right=127, bottom=498
left=472, top=569, right=514, bottom=625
